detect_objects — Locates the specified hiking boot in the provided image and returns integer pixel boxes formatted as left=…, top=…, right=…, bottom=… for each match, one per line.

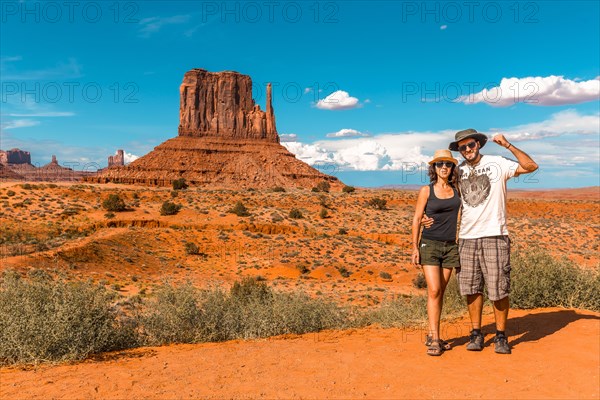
left=494, top=334, right=512, bottom=354
left=466, top=330, right=484, bottom=351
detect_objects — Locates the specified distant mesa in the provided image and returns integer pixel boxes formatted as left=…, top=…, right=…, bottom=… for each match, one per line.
left=0, top=148, right=31, bottom=165
left=0, top=163, right=25, bottom=180
left=108, top=150, right=125, bottom=167
left=0, top=150, right=87, bottom=182
left=88, top=68, right=342, bottom=189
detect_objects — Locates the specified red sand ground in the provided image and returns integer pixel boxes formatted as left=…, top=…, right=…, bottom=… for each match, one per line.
left=1, top=308, right=598, bottom=399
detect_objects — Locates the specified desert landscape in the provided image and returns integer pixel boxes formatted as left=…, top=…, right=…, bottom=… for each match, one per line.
left=0, top=181, right=598, bottom=399
left=1, top=69, right=598, bottom=399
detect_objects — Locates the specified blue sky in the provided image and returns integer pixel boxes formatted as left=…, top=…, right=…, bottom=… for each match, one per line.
left=1, top=0, right=599, bottom=188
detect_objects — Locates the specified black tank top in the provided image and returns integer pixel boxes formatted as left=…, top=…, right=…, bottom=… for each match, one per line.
left=422, top=183, right=460, bottom=242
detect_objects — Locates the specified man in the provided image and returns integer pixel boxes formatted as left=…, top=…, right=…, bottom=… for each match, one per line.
left=450, top=128, right=537, bottom=354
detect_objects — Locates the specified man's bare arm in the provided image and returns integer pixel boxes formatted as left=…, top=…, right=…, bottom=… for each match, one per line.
left=493, top=134, right=538, bottom=177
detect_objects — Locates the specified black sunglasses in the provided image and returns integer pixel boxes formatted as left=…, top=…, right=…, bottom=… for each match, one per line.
left=458, top=141, right=477, bottom=152
left=434, top=161, right=454, bottom=168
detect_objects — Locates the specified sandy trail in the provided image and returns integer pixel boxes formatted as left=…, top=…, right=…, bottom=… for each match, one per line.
left=2, top=308, right=598, bottom=399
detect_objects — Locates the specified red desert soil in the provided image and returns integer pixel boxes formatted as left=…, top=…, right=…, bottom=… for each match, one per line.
left=1, top=308, right=598, bottom=399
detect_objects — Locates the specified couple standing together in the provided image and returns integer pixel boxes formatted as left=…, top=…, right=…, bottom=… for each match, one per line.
left=411, top=129, right=538, bottom=356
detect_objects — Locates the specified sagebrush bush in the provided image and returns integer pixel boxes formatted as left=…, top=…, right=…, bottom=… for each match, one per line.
left=2, top=249, right=596, bottom=366
left=0, top=270, right=136, bottom=365
left=139, top=282, right=203, bottom=344
left=366, top=276, right=464, bottom=328
left=367, top=197, right=387, bottom=210
left=289, top=208, right=303, bottom=219
left=140, top=277, right=349, bottom=345
left=311, top=181, right=330, bottom=193
left=229, top=201, right=250, bottom=217
left=172, top=178, right=189, bottom=190
left=160, top=201, right=181, bottom=216
left=342, top=185, right=355, bottom=193
left=184, top=242, right=200, bottom=255
left=510, top=249, right=600, bottom=311
left=412, top=272, right=427, bottom=289
left=319, top=208, right=329, bottom=219
left=102, top=194, right=126, bottom=212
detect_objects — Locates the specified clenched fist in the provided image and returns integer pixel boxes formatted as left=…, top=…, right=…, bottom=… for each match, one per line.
left=492, top=134, right=511, bottom=149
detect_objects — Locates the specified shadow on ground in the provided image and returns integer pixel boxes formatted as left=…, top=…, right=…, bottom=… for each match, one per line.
left=448, top=309, right=599, bottom=348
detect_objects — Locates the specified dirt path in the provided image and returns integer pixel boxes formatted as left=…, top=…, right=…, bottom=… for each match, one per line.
left=2, top=308, right=598, bottom=399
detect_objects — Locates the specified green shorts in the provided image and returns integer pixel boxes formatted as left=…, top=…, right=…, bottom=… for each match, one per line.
left=419, top=238, right=460, bottom=269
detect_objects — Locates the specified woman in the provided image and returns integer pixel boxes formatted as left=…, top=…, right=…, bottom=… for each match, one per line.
left=411, top=149, right=461, bottom=356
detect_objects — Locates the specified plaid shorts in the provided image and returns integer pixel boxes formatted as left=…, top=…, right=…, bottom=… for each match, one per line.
left=457, top=236, right=511, bottom=301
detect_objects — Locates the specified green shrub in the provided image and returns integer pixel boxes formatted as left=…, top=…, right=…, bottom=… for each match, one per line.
left=412, top=272, right=427, bottom=289
left=172, top=178, right=189, bottom=190
left=289, top=208, right=303, bottom=219
left=140, top=277, right=349, bottom=345
left=367, top=198, right=387, bottom=210
left=229, top=201, right=250, bottom=217
left=365, top=276, right=463, bottom=328
left=0, top=270, right=136, bottom=365
left=139, top=282, right=203, bottom=344
left=102, top=194, right=127, bottom=212
left=338, top=228, right=348, bottom=235
left=184, top=242, right=200, bottom=255
left=313, top=181, right=330, bottom=193
left=6, top=190, right=15, bottom=197
left=160, top=201, right=182, bottom=216
left=379, top=271, right=392, bottom=280
left=319, top=208, right=329, bottom=219
left=271, top=186, right=286, bottom=193
left=511, top=249, right=600, bottom=311
left=342, top=185, right=355, bottom=193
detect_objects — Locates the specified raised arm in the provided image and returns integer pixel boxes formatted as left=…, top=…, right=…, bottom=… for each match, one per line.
left=492, top=134, right=538, bottom=177
left=411, top=186, right=429, bottom=266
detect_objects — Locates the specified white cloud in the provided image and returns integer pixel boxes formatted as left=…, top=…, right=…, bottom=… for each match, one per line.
left=282, top=110, right=599, bottom=172
left=304, top=88, right=313, bottom=94
left=459, top=76, right=600, bottom=107
left=279, top=133, right=298, bottom=142
left=326, top=128, right=370, bottom=138
left=1, top=119, right=40, bottom=130
left=138, top=15, right=191, bottom=37
left=315, top=90, right=361, bottom=110
left=0, top=57, right=81, bottom=80
left=123, top=152, right=139, bottom=164
left=7, top=112, right=75, bottom=117
left=498, top=109, right=599, bottom=141
left=440, top=25, right=447, bottom=30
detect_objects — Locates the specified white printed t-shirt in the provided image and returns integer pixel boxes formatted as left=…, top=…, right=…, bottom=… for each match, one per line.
left=458, top=155, right=520, bottom=239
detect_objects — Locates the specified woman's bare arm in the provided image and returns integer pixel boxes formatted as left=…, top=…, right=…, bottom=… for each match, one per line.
left=411, top=186, right=429, bottom=265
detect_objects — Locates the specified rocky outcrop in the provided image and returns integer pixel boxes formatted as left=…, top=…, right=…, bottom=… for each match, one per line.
left=178, top=69, right=279, bottom=142
left=0, top=163, right=24, bottom=180
left=0, top=148, right=31, bottom=165
left=88, top=69, right=341, bottom=189
left=108, top=150, right=125, bottom=167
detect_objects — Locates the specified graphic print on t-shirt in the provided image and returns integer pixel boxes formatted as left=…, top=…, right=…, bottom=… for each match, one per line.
left=459, top=172, right=491, bottom=207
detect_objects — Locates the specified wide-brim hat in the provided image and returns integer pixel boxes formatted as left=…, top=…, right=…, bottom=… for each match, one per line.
left=449, top=128, right=488, bottom=151
left=428, top=149, right=458, bottom=165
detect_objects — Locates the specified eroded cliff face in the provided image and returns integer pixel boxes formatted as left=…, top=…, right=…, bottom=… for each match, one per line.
left=178, top=69, right=278, bottom=142
left=87, top=69, right=340, bottom=189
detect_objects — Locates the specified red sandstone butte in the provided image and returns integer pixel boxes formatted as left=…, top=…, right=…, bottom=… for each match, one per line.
left=88, top=69, right=341, bottom=189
